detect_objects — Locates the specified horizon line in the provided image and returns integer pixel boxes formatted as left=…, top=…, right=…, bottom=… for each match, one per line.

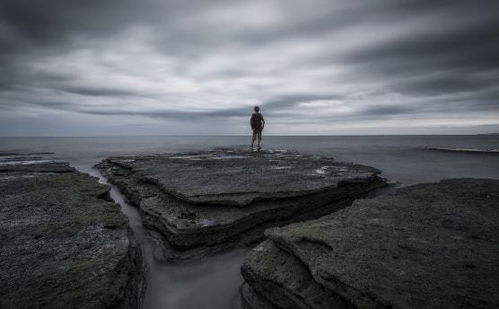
left=1, top=133, right=498, bottom=138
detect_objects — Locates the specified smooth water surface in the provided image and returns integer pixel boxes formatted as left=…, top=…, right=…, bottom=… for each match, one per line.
left=1, top=135, right=498, bottom=184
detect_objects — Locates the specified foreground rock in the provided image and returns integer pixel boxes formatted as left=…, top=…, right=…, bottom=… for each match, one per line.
left=0, top=161, right=144, bottom=309
left=96, top=148, right=385, bottom=260
left=241, top=178, right=499, bottom=309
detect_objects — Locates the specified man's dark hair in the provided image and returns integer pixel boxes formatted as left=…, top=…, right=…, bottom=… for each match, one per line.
left=254, top=106, right=260, bottom=112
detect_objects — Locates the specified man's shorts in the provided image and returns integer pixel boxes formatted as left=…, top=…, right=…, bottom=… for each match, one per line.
left=252, top=128, right=262, bottom=140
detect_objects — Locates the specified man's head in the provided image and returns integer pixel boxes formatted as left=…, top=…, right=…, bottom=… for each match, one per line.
left=254, top=106, right=260, bottom=112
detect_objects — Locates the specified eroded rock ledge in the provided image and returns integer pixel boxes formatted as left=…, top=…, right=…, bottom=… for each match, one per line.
left=96, top=148, right=386, bottom=260
left=241, top=178, right=499, bottom=309
left=0, top=162, right=144, bottom=309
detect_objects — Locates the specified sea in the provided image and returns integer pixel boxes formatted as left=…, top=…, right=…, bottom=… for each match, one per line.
left=1, top=135, right=499, bottom=309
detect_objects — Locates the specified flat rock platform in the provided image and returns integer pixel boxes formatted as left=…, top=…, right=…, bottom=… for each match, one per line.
left=96, top=148, right=386, bottom=260
left=241, top=178, right=499, bottom=309
left=0, top=161, right=144, bottom=309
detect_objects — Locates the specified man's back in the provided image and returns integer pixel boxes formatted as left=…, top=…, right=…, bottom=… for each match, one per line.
left=250, top=112, right=264, bottom=130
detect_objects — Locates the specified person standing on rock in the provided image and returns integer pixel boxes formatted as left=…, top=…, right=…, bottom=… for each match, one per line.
left=250, top=106, right=265, bottom=151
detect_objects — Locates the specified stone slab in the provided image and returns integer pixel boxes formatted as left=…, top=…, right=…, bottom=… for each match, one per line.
left=96, top=149, right=385, bottom=260
left=104, top=148, right=381, bottom=207
left=0, top=162, right=144, bottom=309
left=263, top=178, right=499, bottom=309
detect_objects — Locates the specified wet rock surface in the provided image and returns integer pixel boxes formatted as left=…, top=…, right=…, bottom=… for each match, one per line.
left=242, top=178, right=499, bottom=309
left=0, top=161, right=144, bottom=309
left=96, top=148, right=385, bottom=260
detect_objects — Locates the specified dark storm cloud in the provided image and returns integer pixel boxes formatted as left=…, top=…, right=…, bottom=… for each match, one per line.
left=360, top=105, right=417, bottom=117
left=76, top=108, right=206, bottom=120
left=1, top=0, right=167, bottom=44
left=1, top=0, right=498, bottom=135
left=77, top=106, right=252, bottom=121
left=391, top=73, right=498, bottom=97
left=343, top=19, right=499, bottom=77
left=80, top=93, right=346, bottom=119
left=60, top=86, right=140, bottom=97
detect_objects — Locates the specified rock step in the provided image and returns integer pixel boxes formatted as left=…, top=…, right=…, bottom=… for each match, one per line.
left=0, top=162, right=144, bottom=309
left=241, top=178, right=499, bottom=309
left=96, top=149, right=386, bottom=260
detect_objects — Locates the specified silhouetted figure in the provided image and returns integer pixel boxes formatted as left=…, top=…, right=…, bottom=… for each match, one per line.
left=250, top=106, right=265, bottom=151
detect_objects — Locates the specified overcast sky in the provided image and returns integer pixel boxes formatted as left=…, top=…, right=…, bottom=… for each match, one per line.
left=1, top=0, right=498, bottom=136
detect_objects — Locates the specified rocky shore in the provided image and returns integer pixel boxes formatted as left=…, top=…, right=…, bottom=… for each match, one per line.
left=241, top=178, right=499, bottom=309
left=96, top=148, right=386, bottom=261
left=3, top=148, right=497, bottom=309
left=0, top=160, right=144, bottom=309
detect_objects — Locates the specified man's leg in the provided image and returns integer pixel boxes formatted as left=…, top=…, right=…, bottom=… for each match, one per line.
left=251, top=130, right=256, bottom=149
left=257, top=131, right=262, bottom=150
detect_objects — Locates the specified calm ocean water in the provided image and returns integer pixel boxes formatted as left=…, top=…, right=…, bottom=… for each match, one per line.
left=1, top=135, right=498, bottom=309
left=1, top=135, right=498, bottom=184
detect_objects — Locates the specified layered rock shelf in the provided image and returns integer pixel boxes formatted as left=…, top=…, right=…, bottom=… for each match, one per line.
left=241, top=178, right=499, bottom=309
left=0, top=161, right=144, bottom=309
left=96, top=148, right=386, bottom=260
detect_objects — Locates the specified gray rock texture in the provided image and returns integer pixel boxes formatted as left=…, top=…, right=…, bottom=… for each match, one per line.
left=240, top=283, right=277, bottom=309
left=241, top=178, right=499, bottom=309
left=0, top=162, right=144, bottom=309
left=96, top=148, right=385, bottom=260
left=241, top=240, right=352, bottom=309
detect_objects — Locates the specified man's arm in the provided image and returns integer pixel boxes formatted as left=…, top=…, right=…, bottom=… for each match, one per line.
left=261, top=115, right=265, bottom=129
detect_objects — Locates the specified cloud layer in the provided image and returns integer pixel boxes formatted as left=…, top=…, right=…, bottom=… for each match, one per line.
left=1, top=0, right=498, bottom=135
